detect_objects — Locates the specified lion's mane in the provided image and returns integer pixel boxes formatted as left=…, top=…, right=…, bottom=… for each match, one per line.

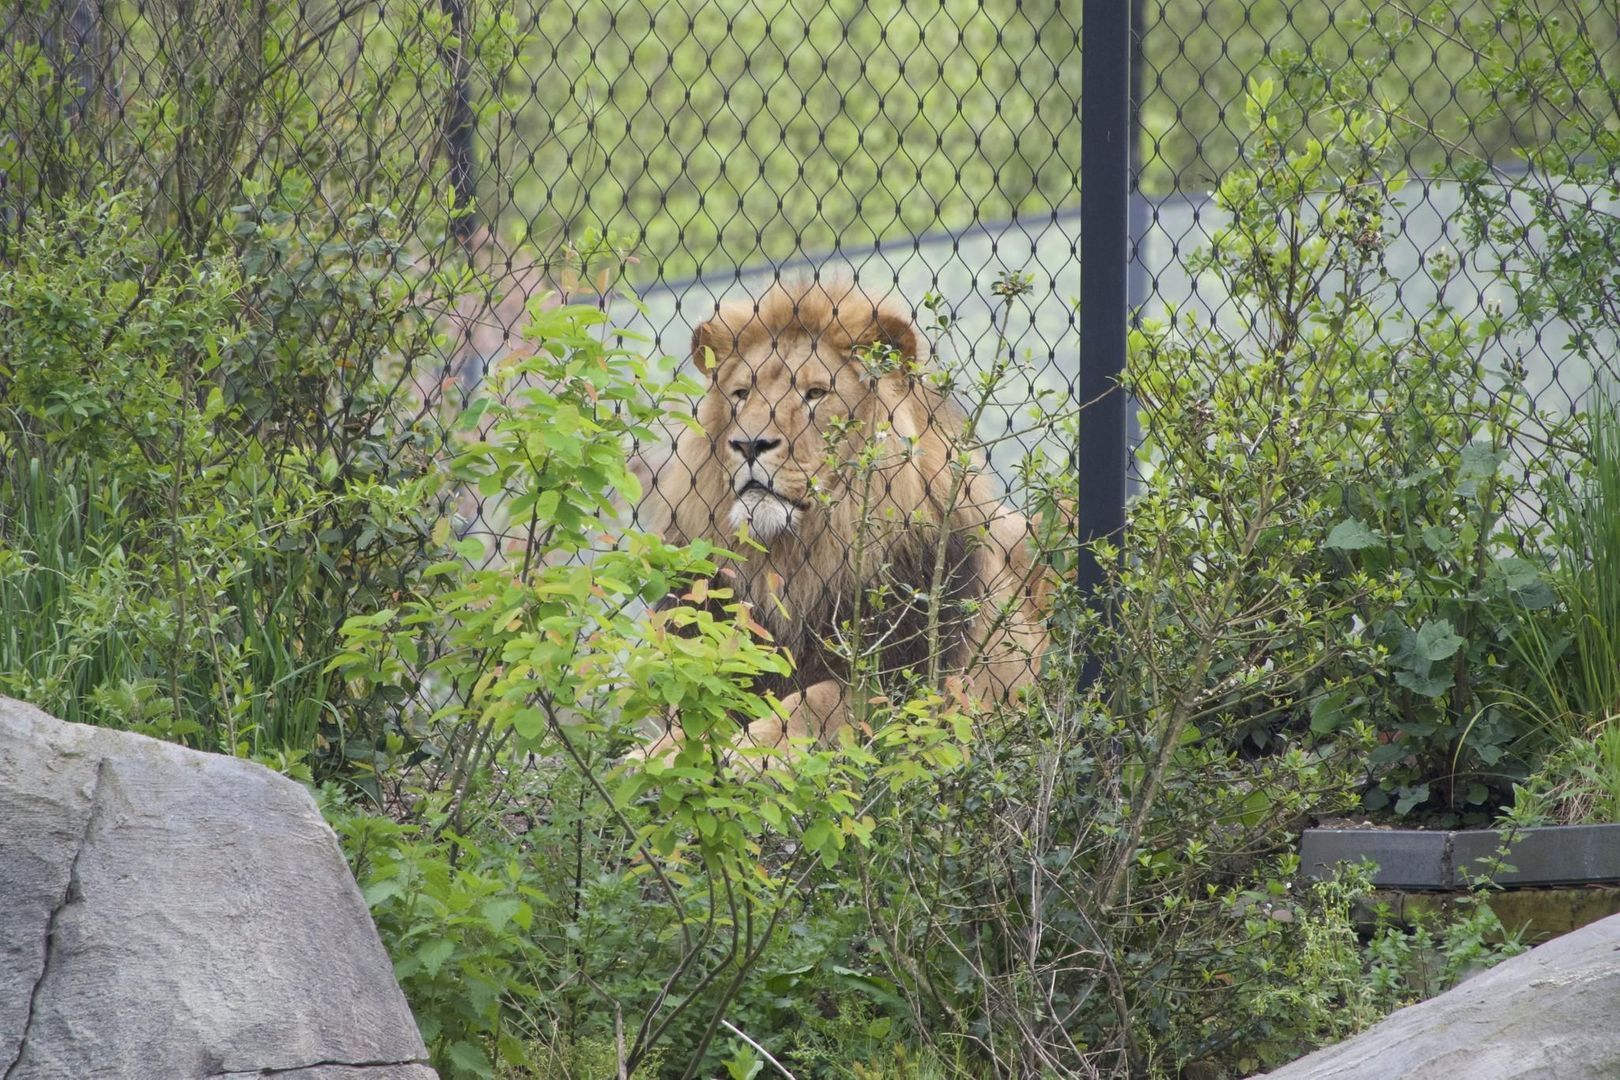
left=640, top=280, right=1047, bottom=708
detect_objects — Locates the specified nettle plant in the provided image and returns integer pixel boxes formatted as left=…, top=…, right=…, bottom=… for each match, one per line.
left=1130, top=79, right=1555, bottom=820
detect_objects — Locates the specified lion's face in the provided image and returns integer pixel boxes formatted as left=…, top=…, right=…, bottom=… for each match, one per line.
left=689, top=286, right=930, bottom=543
left=703, top=335, right=865, bottom=541
left=644, top=281, right=1046, bottom=713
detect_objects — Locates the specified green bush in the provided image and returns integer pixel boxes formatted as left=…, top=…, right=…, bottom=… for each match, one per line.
left=325, top=292, right=964, bottom=1077
left=819, top=82, right=1552, bottom=1077
left=0, top=191, right=448, bottom=763
left=0, top=0, right=499, bottom=768
left=1128, top=78, right=1563, bottom=822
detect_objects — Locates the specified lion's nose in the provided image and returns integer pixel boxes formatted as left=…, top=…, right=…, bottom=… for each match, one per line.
left=728, top=437, right=781, bottom=463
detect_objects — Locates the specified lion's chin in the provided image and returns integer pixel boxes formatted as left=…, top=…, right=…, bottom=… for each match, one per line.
left=728, top=490, right=795, bottom=543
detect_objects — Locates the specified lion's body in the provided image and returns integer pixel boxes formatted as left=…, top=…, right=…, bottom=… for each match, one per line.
left=639, top=281, right=1049, bottom=749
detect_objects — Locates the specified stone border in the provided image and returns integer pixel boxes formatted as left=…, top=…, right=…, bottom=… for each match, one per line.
left=1300, top=824, right=1620, bottom=888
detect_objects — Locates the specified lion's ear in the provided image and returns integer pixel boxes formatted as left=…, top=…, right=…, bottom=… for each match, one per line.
left=690, top=320, right=723, bottom=377
left=866, top=306, right=923, bottom=364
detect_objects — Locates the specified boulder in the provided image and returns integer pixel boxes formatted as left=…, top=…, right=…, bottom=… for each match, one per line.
left=0, top=696, right=435, bottom=1080
left=1261, top=909, right=1620, bottom=1078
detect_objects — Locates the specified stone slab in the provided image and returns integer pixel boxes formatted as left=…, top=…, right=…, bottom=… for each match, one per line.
left=1262, top=911, right=1620, bottom=1078
left=0, top=696, right=435, bottom=1080
left=1301, top=825, right=1620, bottom=889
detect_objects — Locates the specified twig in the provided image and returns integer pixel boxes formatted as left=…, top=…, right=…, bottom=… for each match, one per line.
left=719, top=1020, right=800, bottom=1080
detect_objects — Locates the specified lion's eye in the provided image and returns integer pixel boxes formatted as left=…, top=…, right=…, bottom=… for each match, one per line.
left=804, top=387, right=828, bottom=403
left=731, top=388, right=749, bottom=402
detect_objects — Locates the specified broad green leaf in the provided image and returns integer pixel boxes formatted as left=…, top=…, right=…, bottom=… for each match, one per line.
left=1457, top=443, right=1507, bottom=496
left=1415, top=619, right=1465, bottom=663
left=510, top=707, right=545, bottom=741
left=1308, top=689, right=1350, bottom=735
left=1394, top=783, right=1431, bottom=816
left=480, top=897, right=526, bottom=933
left=446, top=1040, right=495, bottom=1078
left=361, top=878, right=405, bottom=908
left=1324, top=518, right=1379, bottom=551
left=416, top=939, right=454, bottom=977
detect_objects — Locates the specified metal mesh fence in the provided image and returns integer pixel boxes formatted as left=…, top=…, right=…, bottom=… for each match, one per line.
left=2, top=0, right=1618, bottom=745
left=1133, top=0, right=1620, bottom=488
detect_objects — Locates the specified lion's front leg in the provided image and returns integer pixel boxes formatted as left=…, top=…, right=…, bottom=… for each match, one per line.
left=622, top=717, right=685, bottom=763
left=626, top=679, right=849, bottom=765
left=738, top=678, right=849, bottom=752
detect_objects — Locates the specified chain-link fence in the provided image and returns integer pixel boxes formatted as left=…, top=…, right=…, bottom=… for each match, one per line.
left=2, top=0, right=1617, bottom=742
left=1132, top=0, right=1620, bottom=478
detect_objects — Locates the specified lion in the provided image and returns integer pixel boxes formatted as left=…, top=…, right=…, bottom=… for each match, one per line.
left=634, top=279, right=1050, bottom=755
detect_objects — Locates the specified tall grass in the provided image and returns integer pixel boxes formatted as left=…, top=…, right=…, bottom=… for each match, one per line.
left=1504, top=390, right=1620, bottom=809
left=0, top=456, right=143, bottom=726
left=0, top=450, right=339, bottom=755
left=1556, top=393, right=1620, bottom=730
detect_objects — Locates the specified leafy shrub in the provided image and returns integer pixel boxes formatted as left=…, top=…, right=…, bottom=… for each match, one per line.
left=1128, top=77, right=1563, bottom=822
left=326, top=292, right=972, bottom=1077
left=1457, top=0, right=1620, bottom=381
left=812, top=81, right=1560, bottom=1077
left=1222, top=860, right=1523, bottom=1075
left=1508, top=726, right=1620, bottom=826
left=326, top=145, right=1557, bottom=1071
left=0, top=185, right=453, bottom=766
left=0, top=0, right=506, bottom=767
left=1246, top=0, right=1620, bottom=822
left=1, top=194, right=249, bottom=735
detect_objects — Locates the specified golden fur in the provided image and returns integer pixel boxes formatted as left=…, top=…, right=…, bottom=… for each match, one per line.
left=637, top=280, right=1049, bottom=752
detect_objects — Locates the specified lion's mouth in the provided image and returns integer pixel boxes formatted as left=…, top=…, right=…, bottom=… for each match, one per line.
left=734, top=475, right=811, bottom=510
left=728, top=472, right=813, bottom=542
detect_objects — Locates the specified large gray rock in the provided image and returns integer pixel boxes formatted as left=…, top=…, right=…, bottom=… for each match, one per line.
left=1262, top=909, right=1620, bottom=1078
left=0, top=696, right=435, bottom=1080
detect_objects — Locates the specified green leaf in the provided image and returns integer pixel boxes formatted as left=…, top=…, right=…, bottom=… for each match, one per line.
left=1485, top=556, right=1555, bottom=608
left=1394, top=783, right=1431, bottom=816
left=1324, top=518, right=1380, bottom=551
left=1420, top=525, right=1455, bottom=553
left=534, top=488, right=560, bottom=521
left=1309, top=689, right=1350, bottom=735
left=1456, top=443, right=1506, bottom=496
left=361, top=879, right=405, bottom=908
left=510, top=707, right=545, bottom=741
left=1415, top=619, right=1465, bottom=663
left=724, top=1047, right=764, bottom=1080
left=801, top=820, right=833, bottom=859
left=416, top=938, right=455, bottom=977
left=323, top=651, right=366, bottom=674
left=446, top=1039, right=495, bottom=1078
left=1395, top=667, right=1454, bottom=698
left=481, top=897, right=525, bottom=933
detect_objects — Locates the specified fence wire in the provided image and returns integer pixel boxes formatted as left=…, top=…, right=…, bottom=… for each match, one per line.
left=2, top=0, right=1617, bottom=741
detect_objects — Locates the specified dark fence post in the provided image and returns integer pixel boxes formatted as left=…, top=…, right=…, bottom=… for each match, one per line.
left=1077, top=0, right=1131, bottom=688
left=1126, top=0, right=1148, bottom=494
left=439, top=0, right=477, bottom=246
